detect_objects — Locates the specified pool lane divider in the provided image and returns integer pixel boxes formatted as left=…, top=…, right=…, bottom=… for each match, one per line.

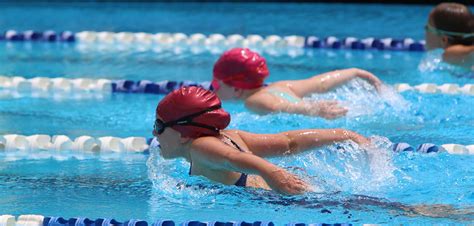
left=1, top=30, right=425, bottom=52
left=0, top=134, right=150, bottom=153
left=1, top=76, right=474, bottom=96
left=394, top=83, right=474, bottom=95
left=392, top=142, right=474, bottom=155
left=0, top=134, right=473, bottom=155
left=0, top=215, right=279, bottom=226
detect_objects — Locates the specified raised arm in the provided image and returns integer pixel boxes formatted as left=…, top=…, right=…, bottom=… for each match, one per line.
left=287, top=68, right=382, bottom=96
left=191, top=137, right=308, bottom=195
left=237, top=129, right=370, bottom=157
left=245, top=93, right=347, bottom=119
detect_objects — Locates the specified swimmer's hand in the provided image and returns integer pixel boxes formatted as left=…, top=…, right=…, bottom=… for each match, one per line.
left=352, top=68, right=383, bottom=92
left=345, top=130, right=371, bottom=146
left=311, top=100, right=348, bottom=119
left=264, top=168, right=309, bottom=195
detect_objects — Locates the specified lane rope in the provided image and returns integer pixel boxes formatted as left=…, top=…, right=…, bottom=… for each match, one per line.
left=1, top=30, right=425, bottom=52
left=2, top=76, right=473, bottom=96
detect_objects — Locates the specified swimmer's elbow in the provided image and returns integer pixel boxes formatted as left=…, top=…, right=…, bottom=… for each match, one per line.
left=280, top=133, right=299, bottom=154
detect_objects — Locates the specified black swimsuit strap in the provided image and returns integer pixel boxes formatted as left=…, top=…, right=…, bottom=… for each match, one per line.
left=189, top=133, right=248, bottom=187
left=220, top=134, right=248, bottom=187
left=221, top=134, right=245, bottom=153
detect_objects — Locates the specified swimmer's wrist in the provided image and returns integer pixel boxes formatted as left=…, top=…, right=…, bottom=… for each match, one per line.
left=258, top=165, right=286, bottom=181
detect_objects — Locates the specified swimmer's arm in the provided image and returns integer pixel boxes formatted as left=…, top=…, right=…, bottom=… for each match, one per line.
left=286, top=68, right=382, bottom=96
left=238, top=129, right=370, bottom=157
left=246, top=94, right=347, bottom=119
left=443, top=45, right=474, bottom=67
left=192, top=137, right=282, bottom=175
left=192, top=137, right=308, bottom=194
left=246, top=95, right=310, bottom=114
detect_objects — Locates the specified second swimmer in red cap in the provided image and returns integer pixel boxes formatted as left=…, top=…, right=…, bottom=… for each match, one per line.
left=154, top=86, right=370, bottom=195
left=212, top=48, right=383, bottom=119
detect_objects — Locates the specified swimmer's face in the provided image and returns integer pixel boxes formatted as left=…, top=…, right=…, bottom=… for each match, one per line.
left=425, top=29, right=444, bottom=50
left=425, top=20, right=448, bottom=50
left=214, top=80, right=240, bottom=100
left=154, top=118, right=182, bottom=159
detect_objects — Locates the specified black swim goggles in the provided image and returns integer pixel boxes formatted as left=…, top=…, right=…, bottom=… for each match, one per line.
left=154, top=105, right=221, bottom=135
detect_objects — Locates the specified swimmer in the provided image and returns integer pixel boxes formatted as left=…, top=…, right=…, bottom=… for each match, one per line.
left=425, top=3, right=474, bottom=68
left=153, top=86, right=371, bottom=195
left=211, top=48, right=383, bottom=119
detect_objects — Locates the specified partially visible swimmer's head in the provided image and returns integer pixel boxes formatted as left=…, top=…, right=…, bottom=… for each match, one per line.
left=154, top=86, right=230, bottom=158
left=426, top=3, right=474, bottom=49
left=212, top=48, right=269, bottom=100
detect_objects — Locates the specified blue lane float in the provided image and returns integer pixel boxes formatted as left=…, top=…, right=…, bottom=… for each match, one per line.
left=392, top=143, right=445, bottom=153
left=111, top=80, right=210, bottom=94
left=43, top=217, right=149, bottom=226
left=16, top=216, right=275, bottom=226
left=1, top=30, right=425, bottom=52
left=2, top=30, right=75, bottom=42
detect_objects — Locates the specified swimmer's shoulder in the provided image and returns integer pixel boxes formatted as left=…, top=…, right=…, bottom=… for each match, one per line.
left=222, top=129, right=252, bottom=142
left=443, top=45, right=474, bottom=66
left=245, top=89, right=279, bottom=114
left=190, top=136, right=234, bottom=166
left=245, top=82, right=295, bottom=112
left=192, top=132, right=248, bottom=151
left=192, top=136, right=221, bottom=147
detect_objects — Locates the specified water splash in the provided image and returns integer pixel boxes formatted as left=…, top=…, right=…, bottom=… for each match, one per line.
left=274, top=136, right=397, bottom=195
left=146, top=146, right=234, bottom=204
left=418, top=50, right=473, bottom=77
left=305, top=78, right=410, bottom=118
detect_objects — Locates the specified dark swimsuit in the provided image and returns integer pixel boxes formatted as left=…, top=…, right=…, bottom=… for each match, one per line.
left=189, top=134, right=248, bottom=187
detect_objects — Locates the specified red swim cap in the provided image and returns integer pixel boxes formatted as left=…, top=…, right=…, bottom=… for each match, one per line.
left=156, top=86, right=230, bottom=139
left=212, top=48, right=269, bottom=90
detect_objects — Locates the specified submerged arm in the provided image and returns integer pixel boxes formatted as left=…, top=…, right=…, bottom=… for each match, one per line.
left=238, top=129, right=370, bottom=157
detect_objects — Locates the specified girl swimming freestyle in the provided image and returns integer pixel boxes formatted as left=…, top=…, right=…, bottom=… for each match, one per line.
left=425, top=3, right=474, bottom=69
left=153, top=86, right=371, bottom=195
left=211, top=48, right=383, bottom=119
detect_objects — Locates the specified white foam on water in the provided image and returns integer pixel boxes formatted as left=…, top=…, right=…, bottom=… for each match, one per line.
left=146, top=146, right=224, bottom=202
left=275, top=136, right=397, bottom=195
left=418, top=49, right=473, bottom=76
left=147, top=134, right=397, bottom=201
left=305, top=78, right=411, bottom=118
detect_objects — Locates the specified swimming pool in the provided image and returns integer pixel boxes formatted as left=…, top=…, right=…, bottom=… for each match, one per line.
left=0, top=2, right=473, bottom=225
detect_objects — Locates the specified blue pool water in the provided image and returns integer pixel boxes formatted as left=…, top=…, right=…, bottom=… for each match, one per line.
left=0, top=2, right=435, bottom=39
left=0, top=2, right=473, bottom=225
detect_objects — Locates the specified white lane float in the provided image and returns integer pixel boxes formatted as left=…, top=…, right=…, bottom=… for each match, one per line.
left=0, top=134, right=149, bottom=153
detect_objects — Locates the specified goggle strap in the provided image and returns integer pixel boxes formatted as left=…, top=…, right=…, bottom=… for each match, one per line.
left=426, top=24, right=474, bottom=38
left=162, top=105, right=222, bottom=127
